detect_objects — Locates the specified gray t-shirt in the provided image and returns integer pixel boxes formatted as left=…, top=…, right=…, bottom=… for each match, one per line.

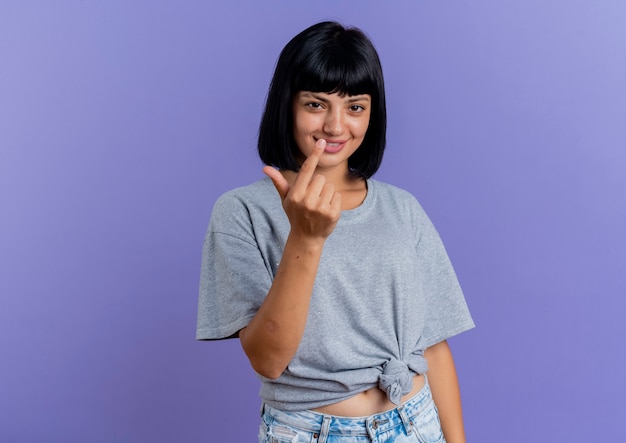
left=197, top=177, right=474, bottom=411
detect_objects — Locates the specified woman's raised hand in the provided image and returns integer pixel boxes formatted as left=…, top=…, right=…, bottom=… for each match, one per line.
left=263, top=139, right=341, bottom=241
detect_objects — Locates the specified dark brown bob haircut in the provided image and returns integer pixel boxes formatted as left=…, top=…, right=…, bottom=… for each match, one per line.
left=258, top=21, right=386, bottom=179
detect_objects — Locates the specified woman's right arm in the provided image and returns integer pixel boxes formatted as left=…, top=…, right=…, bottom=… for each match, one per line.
left=239, top=140, right=340, bottom=379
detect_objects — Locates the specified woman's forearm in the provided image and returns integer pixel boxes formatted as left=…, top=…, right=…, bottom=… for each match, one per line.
left=424, top=340, right=467, bottom=443
left=239, top=233, right=324, bottom=379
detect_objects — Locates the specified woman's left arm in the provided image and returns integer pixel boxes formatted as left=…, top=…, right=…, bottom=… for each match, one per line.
left=424, top=340, right=466, bottom=443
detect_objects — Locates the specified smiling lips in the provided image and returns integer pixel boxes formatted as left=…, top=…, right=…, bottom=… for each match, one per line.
left=320, top=139, right=346, bottom=154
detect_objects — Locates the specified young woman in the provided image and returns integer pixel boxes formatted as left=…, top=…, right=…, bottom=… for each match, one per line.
left=197, top=21, right=474, bottom=443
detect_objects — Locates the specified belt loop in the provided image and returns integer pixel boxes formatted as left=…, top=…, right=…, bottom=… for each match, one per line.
left=365, top=417, right=377, bottom=441
left=318, top=415, right=331, bottom=443
left=397, top=404, right=413, bottom=436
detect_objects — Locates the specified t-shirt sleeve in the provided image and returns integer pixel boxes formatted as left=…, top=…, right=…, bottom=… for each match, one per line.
left=196, top=193, right=273, bottom=340
left=414, top=208, right=475, bottom=348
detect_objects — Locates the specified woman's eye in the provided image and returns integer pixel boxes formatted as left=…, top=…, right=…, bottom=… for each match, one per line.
left=306, top=102, right=322, bottom=109
left=350, top=105, right=365, bottom=112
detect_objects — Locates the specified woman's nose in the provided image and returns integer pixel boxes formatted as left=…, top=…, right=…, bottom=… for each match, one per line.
left=323, top=111, right=344, bottom=136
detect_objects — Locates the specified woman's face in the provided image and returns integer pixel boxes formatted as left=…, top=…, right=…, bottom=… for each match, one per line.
left=292, top=91, right=371, bottom=171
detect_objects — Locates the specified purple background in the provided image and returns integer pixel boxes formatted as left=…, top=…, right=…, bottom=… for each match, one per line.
left=1, top=1, right=625, bottom=441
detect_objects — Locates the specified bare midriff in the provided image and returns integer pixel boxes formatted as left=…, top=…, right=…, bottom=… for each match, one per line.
left=311, top=374, right=425, bottom=417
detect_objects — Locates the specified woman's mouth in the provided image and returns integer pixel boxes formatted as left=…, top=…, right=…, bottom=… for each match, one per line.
left=321, top=140, right=346, bottom=154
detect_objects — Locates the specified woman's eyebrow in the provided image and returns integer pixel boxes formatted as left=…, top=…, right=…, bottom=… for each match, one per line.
left=301, top=92, right=328, bottom=102
left=345, top=95, right=370, bottom=103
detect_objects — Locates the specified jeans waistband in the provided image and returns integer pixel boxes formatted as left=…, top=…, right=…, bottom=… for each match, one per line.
left=261, top=375, right=432, bottom=440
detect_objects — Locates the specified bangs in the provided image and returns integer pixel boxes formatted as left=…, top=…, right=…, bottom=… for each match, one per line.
left=293, top=40, right=377, bottom=97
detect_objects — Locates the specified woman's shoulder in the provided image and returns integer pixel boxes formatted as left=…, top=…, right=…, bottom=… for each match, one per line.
left=369, top=179, right=425, bottom=214
left=209, top=177, right=278, bottom=228
left=370, top=179, right=416, bottom=199
left=213, top=177, right=275, bottom=210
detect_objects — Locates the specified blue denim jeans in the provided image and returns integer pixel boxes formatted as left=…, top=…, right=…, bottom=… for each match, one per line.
left=259, top=378, right=445, bottom=443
